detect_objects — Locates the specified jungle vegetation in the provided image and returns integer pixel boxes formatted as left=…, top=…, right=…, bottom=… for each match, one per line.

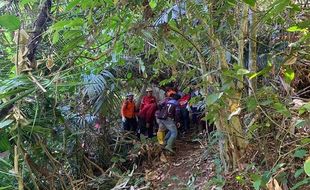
left=0, top=0, right=309, bottom=189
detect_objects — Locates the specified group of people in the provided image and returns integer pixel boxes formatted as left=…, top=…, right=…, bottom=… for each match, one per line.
left=120, top=86, right=204, bottom=153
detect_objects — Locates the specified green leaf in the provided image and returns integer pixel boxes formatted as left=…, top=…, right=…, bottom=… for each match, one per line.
left=249, top=62, right=272, bottom=80
left=246, top=97, right=257, bottom=112
left=243, top=0, right=255, bottom=7
left=0, top=120, right=13, bottom=129
left=304, top=159, right=310, bottom=176
left=294, top=168, right=304, bottom=178
left=301, top=138, right=310, bottom=145
left=299, top=103, right=310, bottom=115
left=263, top=0, right=290, bottom=22
left=119, top=158, right=126, bottom=163
left=294, top=119, right=306, bottom=128
left=253, top=178, right=261, bottom=190
left=126, top=72, right=132, bottom=79
left=0, top=132, right=11, bottom=152
left=284, top=68, right=295, bottom=83
left=302, top=103, right=310, bottom=111
left=287, top=25, right=303, bottom=32
left=294, top=149, right=308, bottom=158
left=227, top=0, right=237, bottom=6
left=0, top=186, right=13, bottom=190
left=66, top=0, right=81, bottom=11
left=0, top=15, right=21, bottom=31
left=111, top=156, right=119, bottom=163
left=20, top=0, right=35, bottom=6
left=291, top=178, right=310, bottom=190
left=149, top=0, right=157, bottom=9
left=0, top=157, right=11, bottom=168
left=206, top=92, right=223, bottom=106
left=273, top=102, right=290, bottom=117
left=52, top=32, right=59, bottom=44
left=237, top=68, right=250, bottom=75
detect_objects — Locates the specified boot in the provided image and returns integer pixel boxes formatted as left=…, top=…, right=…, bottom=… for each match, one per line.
left=164, top=136, right=176, bottom=153
left=157, top=131, right=165, bottom=145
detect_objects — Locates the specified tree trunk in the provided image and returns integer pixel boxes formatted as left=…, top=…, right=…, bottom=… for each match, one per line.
left=207, top=2, right=249, bottom=171
left=248, top=5, right=258, bottom=94
left=27, top=0, right=52, bottom=68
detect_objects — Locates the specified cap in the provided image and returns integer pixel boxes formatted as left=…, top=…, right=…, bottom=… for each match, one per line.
left=146, top=87, right=153, bottom=92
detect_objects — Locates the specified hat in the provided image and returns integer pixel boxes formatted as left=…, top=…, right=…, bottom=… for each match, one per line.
left=146, top=87, right=153, bottom=92
left=126, top=93, right=134, bottom=97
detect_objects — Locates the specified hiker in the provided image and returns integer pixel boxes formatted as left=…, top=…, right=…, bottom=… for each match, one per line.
left=138, top=88, right=157, bottom=138
left=190, top=86, right=203, bottom=126
left=178, top=92, right=191, bottom=134
left=156, top=93, right=181, bottom=153
left=155, top=91, right=174, bottom=145
left=121, top=93, right=138, bottom=133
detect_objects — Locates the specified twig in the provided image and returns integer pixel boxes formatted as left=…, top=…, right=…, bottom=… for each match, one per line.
left=24, top=154, right=40, bottom=190
left=83, top=155, right=105, bottom=175
left=28, top=72, right=47, bottom=92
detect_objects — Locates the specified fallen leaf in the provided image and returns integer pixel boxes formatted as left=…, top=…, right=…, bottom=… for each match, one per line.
left=283, top=54, right=297, bottom=65
left=160, top=152, right=168, bottom=163
left=267, top=178, right=283, bottom=190
left=46, top=55, right=54, bottom=70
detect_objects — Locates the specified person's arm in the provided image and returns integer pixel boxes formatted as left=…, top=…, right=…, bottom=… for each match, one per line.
left=139, top=97, right=145, bottom=111
left=121, top=101, right=127, bottom=122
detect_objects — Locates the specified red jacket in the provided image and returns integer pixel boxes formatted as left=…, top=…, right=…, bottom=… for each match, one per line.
left=139, top=102, right=157, bottom=122
left=139, top=95, right=156, bottom=111
left=139, top=95, right=157, bottom=122
left=178, top=94, right=191, bottom=108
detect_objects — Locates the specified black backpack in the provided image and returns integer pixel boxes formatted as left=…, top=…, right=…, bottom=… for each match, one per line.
left=157, top=101, right=177, bottom=120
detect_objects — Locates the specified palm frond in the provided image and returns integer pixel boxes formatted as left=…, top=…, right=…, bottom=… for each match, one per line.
left=82, top=70, right=120, bottom=114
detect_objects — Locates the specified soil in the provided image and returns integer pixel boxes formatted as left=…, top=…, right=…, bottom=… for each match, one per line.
left=143, top=133, right=215, bottom=190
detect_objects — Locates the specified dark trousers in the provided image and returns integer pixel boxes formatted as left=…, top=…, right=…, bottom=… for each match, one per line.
left=138, top=117, right=154, bottom=138
left=123, top=117, right=137, bottom=132
left=191, top=107, right=200, bottom=125
left=180, top=108, right=190, bottom=132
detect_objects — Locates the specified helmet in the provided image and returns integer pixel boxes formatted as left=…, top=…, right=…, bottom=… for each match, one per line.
left=126, top=93, right=134, bottom=97
left=167, top=90, right=176, bottom=97
left=146, top=87, right=153, bottom=92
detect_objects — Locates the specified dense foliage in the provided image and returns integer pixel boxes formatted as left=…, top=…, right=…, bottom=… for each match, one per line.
left=0, top=0, right=309, bottom=189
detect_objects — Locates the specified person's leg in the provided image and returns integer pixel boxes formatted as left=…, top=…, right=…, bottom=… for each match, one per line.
left=183, top=108, right=190, bottom=132
left=179, top=108, right=185, bottom=133
left=164, top=130, right=171, bottom=144
left=138, top=117, right=146, bottom=136
left=123, top=118, right=130, bottom=131
left=191, top=107, right=198, bottom=125
left=164, top=119, right=177, bottom=152
left=129, top=118, right=138, bottom=133
left=156, top=118, right=166, bottom=145
left=147, top=120, right=154, bottom=138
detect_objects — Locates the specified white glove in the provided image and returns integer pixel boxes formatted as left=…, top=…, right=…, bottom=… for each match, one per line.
left=122, top=116, right=126, bottom=122
left=186, top=104, right=191, bottom=112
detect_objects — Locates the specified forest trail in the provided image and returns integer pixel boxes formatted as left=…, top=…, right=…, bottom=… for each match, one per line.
left=143, top=132, right=215, bottom=190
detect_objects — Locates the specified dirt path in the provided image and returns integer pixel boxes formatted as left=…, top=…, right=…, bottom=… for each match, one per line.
left=144, top=134, right=215, bottom=189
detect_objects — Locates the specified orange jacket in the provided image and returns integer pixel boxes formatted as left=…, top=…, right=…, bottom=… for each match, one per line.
left=121, top=100, right=136, bottom=118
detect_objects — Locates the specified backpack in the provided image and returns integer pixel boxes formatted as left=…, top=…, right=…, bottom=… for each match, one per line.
left=157, top=100, right=178, bottom=120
